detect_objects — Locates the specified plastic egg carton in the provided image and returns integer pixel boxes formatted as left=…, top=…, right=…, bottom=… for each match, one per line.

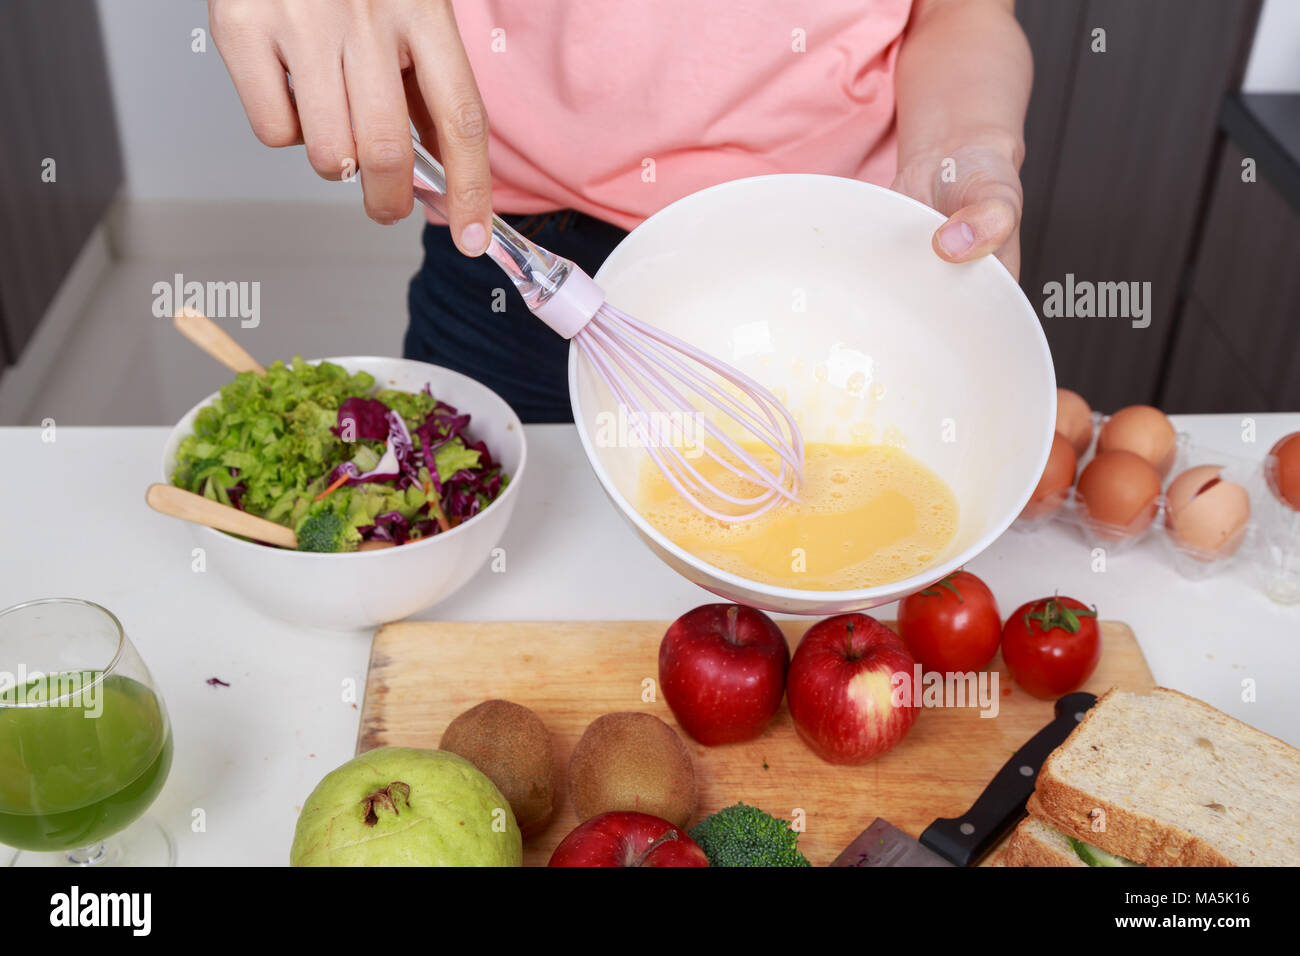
left=1155, top=450, right=1263, bottom=581
left=1155, top=443, right=1300, bottom=598
left=1013, top=422, right=1300, bottom=601
left=1255, top=450, right=1300, bottom=604
left=1011, top=416, right=1191, bottom=557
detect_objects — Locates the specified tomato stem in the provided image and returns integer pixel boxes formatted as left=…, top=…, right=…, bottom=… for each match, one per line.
left=920, top=572, right=964, bottom=603
left=1023, top=598, right=1098, bottom=635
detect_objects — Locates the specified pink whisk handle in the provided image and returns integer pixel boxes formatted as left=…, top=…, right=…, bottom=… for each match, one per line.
left=411, top=138, right=602, bottom=339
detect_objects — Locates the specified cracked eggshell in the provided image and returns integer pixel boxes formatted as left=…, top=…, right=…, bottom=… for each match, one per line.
left=1166, top=465, right=1250, bottom=559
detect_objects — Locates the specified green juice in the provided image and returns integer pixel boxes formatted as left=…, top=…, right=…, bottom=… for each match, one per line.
left=0, top=673, right=172, bottom=852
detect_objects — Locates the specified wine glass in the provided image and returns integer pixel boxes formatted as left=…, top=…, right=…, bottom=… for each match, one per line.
left=0, top=598, right=175, bottom=866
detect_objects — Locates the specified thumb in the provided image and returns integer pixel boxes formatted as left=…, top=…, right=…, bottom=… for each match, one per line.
left=931, top=190, right=1020, bottom=265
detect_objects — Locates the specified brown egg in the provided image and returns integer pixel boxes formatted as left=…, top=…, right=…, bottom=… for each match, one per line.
left=1097, top=405, right=1177, bottom=478
left=1266, top=432, right=1300, bottom=511
left=1076, top=450, right=1161, bottom=540
left=1166, top=465, right=1250, bottom=559
left=1021, top=431, right=1077, bottom=519
left=1056, top=389, right=1094, bottom=458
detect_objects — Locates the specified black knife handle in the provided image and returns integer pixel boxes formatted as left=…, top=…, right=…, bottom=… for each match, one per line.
left=918, top=691, right=1097, bottom=866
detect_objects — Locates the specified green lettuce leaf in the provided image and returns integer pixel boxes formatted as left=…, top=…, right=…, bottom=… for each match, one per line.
left=433, top=439, right=481, bottom=483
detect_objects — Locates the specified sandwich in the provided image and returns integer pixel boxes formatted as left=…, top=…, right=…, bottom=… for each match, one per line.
left=1001, top=687, right=1300, bottom=867
left=1000, top=809, right=1091, bottom=866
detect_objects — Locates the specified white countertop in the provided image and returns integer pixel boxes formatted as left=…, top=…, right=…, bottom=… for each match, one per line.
left=2, top=417, right=1298, bottom=866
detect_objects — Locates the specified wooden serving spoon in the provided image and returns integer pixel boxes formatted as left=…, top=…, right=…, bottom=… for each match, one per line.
left=145, top=484, right=398, bottom=551
left=146, top=483, right=297, bottom=548
left=173, top=307, right=265, bottom=375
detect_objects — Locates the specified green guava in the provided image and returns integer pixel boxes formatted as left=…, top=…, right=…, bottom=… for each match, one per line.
left=290, top=746, right=522, bottom=866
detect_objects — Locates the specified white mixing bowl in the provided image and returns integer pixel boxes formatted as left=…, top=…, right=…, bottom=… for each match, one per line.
left=161, top=357, right=525, bottom=630
left=569, top=174, right=1055, bottom=614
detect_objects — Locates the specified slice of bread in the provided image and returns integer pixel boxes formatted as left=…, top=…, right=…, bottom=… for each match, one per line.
left=999, top=815, right=1088, bottom=867
left=1032, top=687, right=1300, bottom=866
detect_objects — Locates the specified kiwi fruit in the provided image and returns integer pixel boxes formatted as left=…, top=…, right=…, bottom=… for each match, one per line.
left=440, top=699, right=556, bottom=837
left=568, top=712, right=697, bottom=827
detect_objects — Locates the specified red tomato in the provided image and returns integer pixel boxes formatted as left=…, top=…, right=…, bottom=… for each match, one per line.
left=1001, top=596, right=1101, bottom=699
left=897, top=571, right=1002, bottom=672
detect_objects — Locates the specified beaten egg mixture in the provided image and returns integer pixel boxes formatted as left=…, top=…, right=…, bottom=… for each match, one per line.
left=637, top=443, right=958, bottom=590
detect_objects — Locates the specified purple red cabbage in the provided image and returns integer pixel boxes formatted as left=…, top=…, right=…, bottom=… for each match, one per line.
left=359, top=507, right=448, bottom=545
left=363, top=510, right=412, bottom=544
left=386, top=411, right=420, bottom=484
left=440, top=439, right=504, bottom=517
left=319, top=392, right=506, bottom=544
left=328, top=409, right=419, bottom=487
left=331, top=397, right=391, bottom=441
left=410, top=517, right=439, bottom=538
left=414, top=400, right=473, bottom=488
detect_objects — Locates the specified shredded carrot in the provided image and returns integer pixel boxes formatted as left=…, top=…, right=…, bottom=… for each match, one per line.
left=313, top=471, right=351, bottom=502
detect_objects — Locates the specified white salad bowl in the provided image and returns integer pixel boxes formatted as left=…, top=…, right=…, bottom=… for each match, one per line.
left=569, top=174, right=1055, bottom=614
left=161, top=357, right=525, bottom=630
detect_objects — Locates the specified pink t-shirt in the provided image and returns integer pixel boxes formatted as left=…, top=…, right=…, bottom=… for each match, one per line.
left=441, top=0, right=913, bottom=231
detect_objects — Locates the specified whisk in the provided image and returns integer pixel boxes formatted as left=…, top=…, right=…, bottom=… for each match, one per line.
left=411, top=139, right=803, bottom=522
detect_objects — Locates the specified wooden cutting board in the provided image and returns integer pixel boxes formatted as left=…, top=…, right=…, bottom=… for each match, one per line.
left=358, top=620, right=1154, bottom=866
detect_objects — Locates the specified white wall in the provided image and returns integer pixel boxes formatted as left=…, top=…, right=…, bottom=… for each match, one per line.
left=1243, top=0, right=1300, bottom=93
left=95, top=0, right=351, bottom=201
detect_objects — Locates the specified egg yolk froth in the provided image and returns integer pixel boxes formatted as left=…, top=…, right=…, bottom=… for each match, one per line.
left=636, top=443, right=959, bottom=590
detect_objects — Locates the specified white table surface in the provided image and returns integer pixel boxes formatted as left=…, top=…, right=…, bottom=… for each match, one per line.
left=2, top=417, right=1298, bottom=866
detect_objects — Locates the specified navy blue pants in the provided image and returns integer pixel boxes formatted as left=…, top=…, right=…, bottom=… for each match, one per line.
left=405, top=210, right=628, bottom=423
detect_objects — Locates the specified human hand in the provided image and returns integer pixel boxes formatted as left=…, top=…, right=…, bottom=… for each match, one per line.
left=209, top=0, right=492, bottom=254
left=891, top=133, right=1025, bottom=279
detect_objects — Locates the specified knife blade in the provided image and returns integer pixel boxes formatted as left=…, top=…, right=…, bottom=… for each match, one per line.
left=831, top=691, right=1097, bottom=867
left=832, top=818, right=955, bottom=867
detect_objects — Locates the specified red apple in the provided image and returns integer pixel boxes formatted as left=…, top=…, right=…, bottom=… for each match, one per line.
left=547, top=812, right=709, bottom=867
left=658, top=604, right=790, bottom=745
left=786, top=613, right=920, bottom=765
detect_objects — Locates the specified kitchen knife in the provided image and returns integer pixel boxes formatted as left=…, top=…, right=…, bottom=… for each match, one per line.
left=831, top=691, right=1097, bottom=867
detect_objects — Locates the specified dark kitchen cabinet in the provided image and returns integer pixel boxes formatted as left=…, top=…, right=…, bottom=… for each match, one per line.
left=1161, top=121, right=1300, bottom=413
left=0, top=0, right=123, bottom=370
left=1014, top=0, right=1265, bottom=412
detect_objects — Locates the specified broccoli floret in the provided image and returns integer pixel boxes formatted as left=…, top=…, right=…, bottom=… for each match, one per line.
left=688, top=802, right=811, bottom=867
left=295, top=510, right=357, bottom=553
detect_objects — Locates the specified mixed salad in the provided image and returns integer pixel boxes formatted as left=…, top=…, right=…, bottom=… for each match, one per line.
left=171, top=357, right=508, bottom=552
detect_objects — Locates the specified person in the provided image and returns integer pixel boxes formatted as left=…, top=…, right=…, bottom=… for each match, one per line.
left=209, top=0, right=1031, bottom=422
